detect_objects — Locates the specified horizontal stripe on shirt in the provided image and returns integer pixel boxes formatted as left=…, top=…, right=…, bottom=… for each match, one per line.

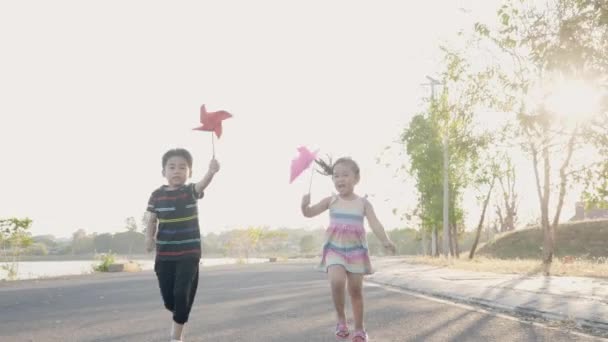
left=158, top=215, right=198, bottom=224
left=158, top=227, right=199, bottom=235
left=157, top=238, right=201, bottom=245
left=157, top=249, right=201, bottom=256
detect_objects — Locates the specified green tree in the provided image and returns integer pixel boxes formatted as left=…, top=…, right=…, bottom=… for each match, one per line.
left=475, top=0, right=608, bottom=272
left=202, top=232, right=223, bottom=255
left=402, top=48, right=492, bottom=257
left=124, top=216, right=139, bottom=259
left=32, top=234, right=58, bottom=254
left=299, top=235, right=315, bottom=254
left=71, top=229, right=95, bottom=255
left=258, top=229, right=289, bottom=256
left=225, top=227, right=263, bottom=259
left=0, top=218, right=33, bottom=280
left=403, top=112, right=443, bottom=256
left=94, top=233, right=113, bottom=253
left=469, top=157, right=501, bottom=259
left=495, top=157, right=518, bottom=232
left=25, top=243, right=48, bottom=256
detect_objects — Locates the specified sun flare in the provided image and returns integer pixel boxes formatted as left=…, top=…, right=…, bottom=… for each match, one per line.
left=544, top=79, right=603, bottom=122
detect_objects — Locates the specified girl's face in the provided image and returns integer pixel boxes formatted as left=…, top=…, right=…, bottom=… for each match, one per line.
left=163, top=156, right=191, bottom=188
left=332, top=162, right=359, bottom=196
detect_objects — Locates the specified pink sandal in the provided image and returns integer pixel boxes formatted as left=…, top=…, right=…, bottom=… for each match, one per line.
left=352, top=330, right=368, bottom=342
left=335, top=322, right=350, bottom=340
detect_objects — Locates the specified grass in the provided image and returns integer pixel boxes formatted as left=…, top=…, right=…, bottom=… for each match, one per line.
left=476, top=219, right=608, bottom=259
left=92, top=253, right=115, bottom=272
left=403, top=255, right=608, bottom=279
left=402, top=219, right=608, bottom=278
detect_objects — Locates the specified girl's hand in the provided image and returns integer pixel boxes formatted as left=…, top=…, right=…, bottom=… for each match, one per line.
left=301, top=194, right=311, bottom=208
left=209, top=159, right=220, bottom=174
left=383, top=240, right=397, bottom=255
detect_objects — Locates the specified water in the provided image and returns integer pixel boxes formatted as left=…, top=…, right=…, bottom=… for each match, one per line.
left=0, top=258, right=268, bottom=281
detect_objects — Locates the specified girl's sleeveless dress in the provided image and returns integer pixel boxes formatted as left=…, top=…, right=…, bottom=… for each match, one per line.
left=318, top=195, right=373, bottom=274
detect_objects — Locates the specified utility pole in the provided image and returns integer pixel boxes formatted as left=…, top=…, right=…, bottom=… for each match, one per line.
left=422, top=75, right=450, bottom=259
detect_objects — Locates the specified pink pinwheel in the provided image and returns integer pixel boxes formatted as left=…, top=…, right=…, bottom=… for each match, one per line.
left=290, top=146, right=319, bottom=184
left=193, top=104, right=232, bottom=157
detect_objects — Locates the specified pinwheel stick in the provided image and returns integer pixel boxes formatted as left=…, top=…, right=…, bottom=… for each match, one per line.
left=308, top=163, right=315, bottom=194
left=211, top=134, right=215, bottom=159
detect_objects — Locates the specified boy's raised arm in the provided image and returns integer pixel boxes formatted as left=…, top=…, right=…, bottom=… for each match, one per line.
left=195, top=159, right=220, bottom=196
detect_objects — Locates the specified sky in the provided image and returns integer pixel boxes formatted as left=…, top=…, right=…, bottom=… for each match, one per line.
left=1, top=0, right=580, bottom=239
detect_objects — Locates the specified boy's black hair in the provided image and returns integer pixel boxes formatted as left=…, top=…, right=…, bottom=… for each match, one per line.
left=162, top=148, right=193, bottom=169
left=315, top=156, right=360, bottom=177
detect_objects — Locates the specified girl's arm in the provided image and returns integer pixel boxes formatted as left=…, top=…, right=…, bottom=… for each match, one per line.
left=301, top=195, right=331, bottom=218
left=364, top=199, right=396, bottom=253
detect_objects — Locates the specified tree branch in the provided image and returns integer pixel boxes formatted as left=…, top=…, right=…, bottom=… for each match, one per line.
left=552, top=129, right=579, bottom=227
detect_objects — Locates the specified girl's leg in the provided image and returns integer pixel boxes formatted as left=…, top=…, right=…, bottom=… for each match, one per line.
left=346, top=272, right=364, bottom=331
left=172, top=258, right=200, bottom=339
left=327, top=265, right=348, bottom=323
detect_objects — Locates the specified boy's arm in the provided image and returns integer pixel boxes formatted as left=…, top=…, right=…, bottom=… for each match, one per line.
left=195, top=159, right=220, bottom=196
left=364, top=200, right=396, bottom=253
left=301, top=195, right=331, bottom=218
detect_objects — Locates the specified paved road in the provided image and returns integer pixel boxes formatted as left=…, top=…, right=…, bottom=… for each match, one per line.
left=0, top=262, right=604, bottom=341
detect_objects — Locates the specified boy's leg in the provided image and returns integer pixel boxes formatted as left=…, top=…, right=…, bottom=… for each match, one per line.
left=155, top=260, right=177, bottom=313
left=172, top=258, right=200, bottom=325
left=189, top=263, right=199, bottom=305
left=346, top=272, right=365, bottom=331
left=172, top=260, right=199, bottom=340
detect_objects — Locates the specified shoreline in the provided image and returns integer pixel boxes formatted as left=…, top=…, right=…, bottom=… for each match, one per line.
left=0, top=259, right=320, bottom=286
left=0, top=256, right=288, bottom=282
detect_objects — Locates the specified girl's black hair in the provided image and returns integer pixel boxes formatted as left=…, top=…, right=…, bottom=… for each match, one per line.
left=162, top=148, right=193, bottom=169
left=315, top=156, right=360, bottom=177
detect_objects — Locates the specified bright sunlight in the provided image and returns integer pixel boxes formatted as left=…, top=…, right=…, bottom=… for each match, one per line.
left=545, top=79, right=603, bottom=122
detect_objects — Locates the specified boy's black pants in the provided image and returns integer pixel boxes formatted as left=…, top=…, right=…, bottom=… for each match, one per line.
left=154, top=258, right=200, bottom=324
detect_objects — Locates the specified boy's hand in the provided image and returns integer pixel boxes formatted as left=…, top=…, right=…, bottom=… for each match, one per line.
left=301, top=194, right=311, bottom=208
left=383, top=240, right=396, bottom=255
left=209, top=159, right=220, bottom=174
left=145, top=237, right=156, bottom=253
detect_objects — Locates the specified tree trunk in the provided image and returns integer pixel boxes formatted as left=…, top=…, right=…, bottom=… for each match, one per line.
left=448, top=226, right=455, bottom=257
left=496, top=205, right=505, bottom=232
left=431, top=227, right=438, bottom=257
left=541, top=136, right=554, bottom=271
left=498, top=161, right=517, bottom=232
left=452, top=223, right=460, bottom=258
left=469, top=178, right=495, bottom=259
left=421, top=228, right=428, bottom=256
left=505, top=209, right=515, bottom=231
left=551, top=131, right=577, bottom=248
left=448, top=224, right=455, bottom=257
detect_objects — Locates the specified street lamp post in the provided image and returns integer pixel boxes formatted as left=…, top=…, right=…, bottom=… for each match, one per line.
left=423, top=76, right=450, bottom=258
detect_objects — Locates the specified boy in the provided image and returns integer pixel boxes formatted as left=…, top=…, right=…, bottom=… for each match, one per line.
left=145, top=148, right=220, bottom=342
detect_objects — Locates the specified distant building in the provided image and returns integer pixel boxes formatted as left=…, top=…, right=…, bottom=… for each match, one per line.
left=569, top=202, right=608, bottom=221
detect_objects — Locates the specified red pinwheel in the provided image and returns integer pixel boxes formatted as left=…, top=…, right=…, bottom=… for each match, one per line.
left=193, top=104, right=232, bottom=157
left=290, top=146, right=319, bottom=193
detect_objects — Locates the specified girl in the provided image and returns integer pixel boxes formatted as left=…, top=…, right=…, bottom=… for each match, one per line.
left=301, top=157, right=396, bottom=342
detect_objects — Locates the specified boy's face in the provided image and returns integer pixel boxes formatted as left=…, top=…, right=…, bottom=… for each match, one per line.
left=332, top=163, right=359, bottom=196
left=163, top=156, right=191, bottom=187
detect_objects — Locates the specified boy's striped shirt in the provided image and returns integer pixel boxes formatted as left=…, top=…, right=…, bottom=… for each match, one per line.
left=147, top=183, right=204, bottom=261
